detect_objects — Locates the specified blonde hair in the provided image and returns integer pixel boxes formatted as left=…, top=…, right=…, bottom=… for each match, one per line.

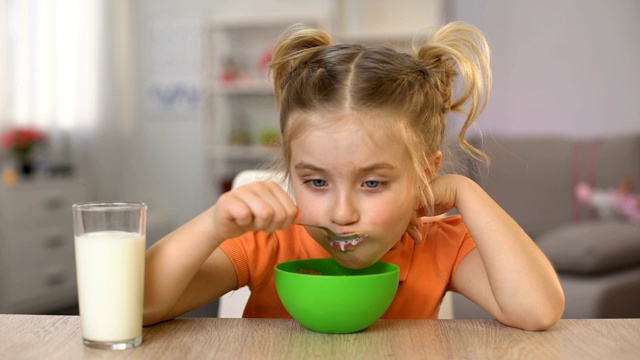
left=269, top=21, right=491, bottom=213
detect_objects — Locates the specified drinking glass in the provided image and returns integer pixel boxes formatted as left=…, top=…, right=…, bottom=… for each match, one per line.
left=72, top=202, right=146, bottom=350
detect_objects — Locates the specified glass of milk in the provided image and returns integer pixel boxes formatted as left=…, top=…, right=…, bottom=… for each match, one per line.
left=72, top=202, right=146, bottom=350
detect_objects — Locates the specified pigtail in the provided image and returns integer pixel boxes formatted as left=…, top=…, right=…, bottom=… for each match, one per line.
left=415, top=21, right=492, bottom=162
left=270, top=24, right=332, bottom=109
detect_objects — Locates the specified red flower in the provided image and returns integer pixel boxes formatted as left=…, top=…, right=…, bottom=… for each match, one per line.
left=1, top=127, right=46, bottom=156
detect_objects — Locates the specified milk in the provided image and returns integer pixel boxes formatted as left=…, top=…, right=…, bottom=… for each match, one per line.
left=75, top=231, right=145, bottom=342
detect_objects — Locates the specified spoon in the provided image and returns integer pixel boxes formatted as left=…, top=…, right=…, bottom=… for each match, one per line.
left=296, top=223, right=368, bottom=242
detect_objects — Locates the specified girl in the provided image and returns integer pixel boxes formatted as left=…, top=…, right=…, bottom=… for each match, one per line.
left=143, top=21, right=565, bottom=330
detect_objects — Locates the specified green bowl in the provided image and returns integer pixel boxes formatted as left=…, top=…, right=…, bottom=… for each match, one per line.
left=274, top=258, right=400, bottom=334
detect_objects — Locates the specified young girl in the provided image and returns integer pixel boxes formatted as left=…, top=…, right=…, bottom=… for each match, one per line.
left=143, top=21, right=565, bottom=330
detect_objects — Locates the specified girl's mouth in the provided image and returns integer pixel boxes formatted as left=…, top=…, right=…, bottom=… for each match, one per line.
left=328, top=236, right=367, bottom=251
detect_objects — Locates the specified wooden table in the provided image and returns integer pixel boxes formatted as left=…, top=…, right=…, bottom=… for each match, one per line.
left=1, top=315, right=639, bottom=359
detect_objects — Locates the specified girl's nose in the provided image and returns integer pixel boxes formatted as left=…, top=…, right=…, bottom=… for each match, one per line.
left=329, top=192, right=360, bottom=226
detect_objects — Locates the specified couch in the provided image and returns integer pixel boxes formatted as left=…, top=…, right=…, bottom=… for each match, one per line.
left=450, top=134, right=640, bottom=319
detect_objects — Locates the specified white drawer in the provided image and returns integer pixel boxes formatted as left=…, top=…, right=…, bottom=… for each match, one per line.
left=3, top=227, right=77, bottom=306
left=2, top=226, right=75, bottom=270
left=6, top=263, right=77, bottom=306
left=0, top=183, right=88, bottom=228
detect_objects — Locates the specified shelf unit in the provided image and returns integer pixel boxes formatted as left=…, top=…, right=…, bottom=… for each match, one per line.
left=201, top=14, right=331, bottom=201
left=201, top=2, right=444, bottom=202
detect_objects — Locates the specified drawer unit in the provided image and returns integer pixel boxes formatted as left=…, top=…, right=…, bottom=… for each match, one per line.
left=0, top=179, right=89, bottom=313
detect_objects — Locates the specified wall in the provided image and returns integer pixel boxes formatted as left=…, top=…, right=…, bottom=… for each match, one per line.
left=126, top=0, right=333, bottom=236
left=112, top=0, right=639, bottom=319
left=122, top=0, right=640, bottom=243
left=452, top=0, right=640, bottom=137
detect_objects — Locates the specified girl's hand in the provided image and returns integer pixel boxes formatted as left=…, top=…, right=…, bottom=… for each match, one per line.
left=409, top=175, right=463, bottom=243
left=407, top=211, right=424, bottom=244
left=211, top=181, right=300, bottom=242
left=427, top=174, right=462, bottom=216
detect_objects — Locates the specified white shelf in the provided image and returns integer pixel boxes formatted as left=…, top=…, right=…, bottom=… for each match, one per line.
left=206, top=145, right=278, bottom=161
left=208, top=14, right=329, bottom=30
left=213, top=80, right=273, bottom=95
left=335, top=32, right=416, bottom=44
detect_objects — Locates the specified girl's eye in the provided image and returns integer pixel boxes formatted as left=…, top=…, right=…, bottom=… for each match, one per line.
left=363, top=180, right=381, bottom=189
left=309, top=179, right=327, bottom=188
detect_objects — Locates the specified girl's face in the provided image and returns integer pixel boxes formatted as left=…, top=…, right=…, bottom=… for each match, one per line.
left=289, top=112, right=420, bottom=269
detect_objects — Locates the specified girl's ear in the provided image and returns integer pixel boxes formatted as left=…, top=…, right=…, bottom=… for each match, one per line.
left=414, top=151, right=443, bottom=216
left=428, top=151, right=443, bottom=178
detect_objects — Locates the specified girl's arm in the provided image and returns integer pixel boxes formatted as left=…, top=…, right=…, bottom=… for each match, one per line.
left=143, top=181, right=299, bottom=325
left=433, top=175, right=565, bottom=330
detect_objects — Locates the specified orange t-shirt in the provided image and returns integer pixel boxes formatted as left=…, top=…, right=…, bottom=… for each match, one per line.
left=219, top=214, right=476, bottom=319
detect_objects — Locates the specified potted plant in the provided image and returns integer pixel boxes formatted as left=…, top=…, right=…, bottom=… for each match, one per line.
left=1, top=127, right=46, bottom=177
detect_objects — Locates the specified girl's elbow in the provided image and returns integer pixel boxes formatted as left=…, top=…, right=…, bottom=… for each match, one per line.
left=143, top=309, right=161, bottom=327
left=541, top=300, right=566, bottom=330
left=143, top=303, right=172, bottom=326
left=517, top=311, right=562, bottom=331
left=504, top=299, right=565, bottom=331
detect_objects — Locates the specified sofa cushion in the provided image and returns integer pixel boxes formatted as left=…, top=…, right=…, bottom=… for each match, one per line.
left=467, top=134, right=640, bottom=239
left=468, top=136, right=575, bottom=239
left=536, top=221, right=640, bottom=275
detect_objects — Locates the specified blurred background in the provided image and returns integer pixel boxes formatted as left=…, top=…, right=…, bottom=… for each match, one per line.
left=0, top=0, right=638, bottom=317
